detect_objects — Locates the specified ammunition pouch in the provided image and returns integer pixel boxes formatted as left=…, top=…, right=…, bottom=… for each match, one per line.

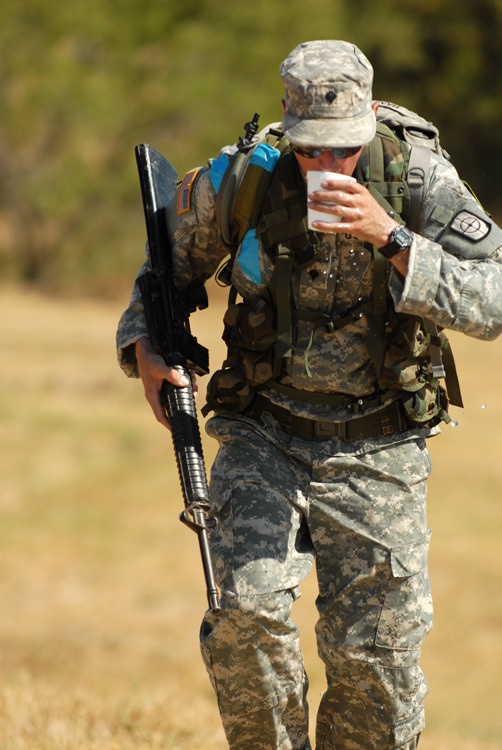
left=401, top=383, right=450, bottom=426
left=377, top=311, right=454, bottom=425
left=204, top=365, right=254, bottom=414
left=380, top=314, right=433, bottom=390
left=202, top=295, right=278, bottom=415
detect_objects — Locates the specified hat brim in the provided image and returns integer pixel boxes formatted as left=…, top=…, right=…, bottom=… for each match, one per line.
left=282, top=109, right=376, bottom=148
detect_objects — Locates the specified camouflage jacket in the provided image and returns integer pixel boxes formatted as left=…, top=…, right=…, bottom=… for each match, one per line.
left=116, top=129, right=502, bottom=421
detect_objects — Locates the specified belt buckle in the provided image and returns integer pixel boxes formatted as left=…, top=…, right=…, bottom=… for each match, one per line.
left=280, top=411, right=294, bottom=435
left=314, top=420, right=345, bottom=439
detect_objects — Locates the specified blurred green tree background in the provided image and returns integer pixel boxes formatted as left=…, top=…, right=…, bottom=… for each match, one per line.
left=1, top=0, right=501, bottom=294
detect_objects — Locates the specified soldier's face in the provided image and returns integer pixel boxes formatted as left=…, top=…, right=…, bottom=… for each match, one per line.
left=292, top=147, right=363, bottom=177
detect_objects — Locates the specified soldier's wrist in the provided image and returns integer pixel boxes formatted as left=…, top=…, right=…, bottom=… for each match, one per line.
left=377, top=217, right=400, bottom=250
left=378, top=222, right=414, bottom=259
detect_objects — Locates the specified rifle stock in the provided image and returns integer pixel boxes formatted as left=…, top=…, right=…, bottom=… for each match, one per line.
left=135, top=143, right=219, bottom=611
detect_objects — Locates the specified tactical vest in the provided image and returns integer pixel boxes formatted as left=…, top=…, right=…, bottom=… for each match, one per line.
left=204, top=108, right=463, bottom=426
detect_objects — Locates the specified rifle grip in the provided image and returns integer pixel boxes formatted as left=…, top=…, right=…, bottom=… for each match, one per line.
left=163, top=369, right=208, bottom=504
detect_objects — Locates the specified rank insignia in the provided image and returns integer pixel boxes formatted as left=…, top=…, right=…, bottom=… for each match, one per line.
left=450, top=210, right=490, bottom=241
left=177, top=168, right=200, bottom=214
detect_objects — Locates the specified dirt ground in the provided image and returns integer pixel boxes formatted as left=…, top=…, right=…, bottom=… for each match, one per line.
left=0, top=283, right=500, bottom=748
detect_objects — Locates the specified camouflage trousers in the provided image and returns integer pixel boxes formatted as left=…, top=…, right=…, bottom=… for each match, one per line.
left=200, top=415, right=433, bottom=750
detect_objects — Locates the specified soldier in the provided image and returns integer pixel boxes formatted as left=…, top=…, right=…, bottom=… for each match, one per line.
left=117, top=40, right=502, bottom=750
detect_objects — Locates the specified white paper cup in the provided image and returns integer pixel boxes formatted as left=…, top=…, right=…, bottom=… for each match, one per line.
left=307, top=171, right=356, bottom=229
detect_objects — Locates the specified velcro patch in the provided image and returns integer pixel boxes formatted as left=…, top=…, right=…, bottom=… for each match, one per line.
left=450, top=210, right=490, bottom=241
left=177, top=168, right=200, bottom=214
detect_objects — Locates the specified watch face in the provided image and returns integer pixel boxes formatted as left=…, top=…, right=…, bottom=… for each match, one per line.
left=394, top=226, right=412, bottom=246
left=380, top=225, right=413, bottom=258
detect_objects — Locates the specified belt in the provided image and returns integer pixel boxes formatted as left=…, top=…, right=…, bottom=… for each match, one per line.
left=246, top=394, right=408, bottom=441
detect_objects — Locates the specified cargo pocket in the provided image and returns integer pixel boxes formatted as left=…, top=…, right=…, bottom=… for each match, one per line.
left=208, top=478, right=313, bottom=597
left=375, top=532, right=432, bottom=651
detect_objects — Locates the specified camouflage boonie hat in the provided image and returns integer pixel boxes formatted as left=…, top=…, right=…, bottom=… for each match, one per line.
left=280, top=40, right=376, bottom=148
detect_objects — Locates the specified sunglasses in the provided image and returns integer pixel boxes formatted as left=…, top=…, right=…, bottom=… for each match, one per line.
left=292, top=144, right=363, bottom=159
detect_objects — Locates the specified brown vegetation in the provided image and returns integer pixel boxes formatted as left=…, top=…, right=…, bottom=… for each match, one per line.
left=0, top=284, right=500, bottom=748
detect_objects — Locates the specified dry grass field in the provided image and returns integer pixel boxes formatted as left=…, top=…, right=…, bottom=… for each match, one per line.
left=0, top=282, right=500, bottom=749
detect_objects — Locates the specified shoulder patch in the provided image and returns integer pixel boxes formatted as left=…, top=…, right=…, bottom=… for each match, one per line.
left=450, top=210, right=491, bottom=241
left=177, top=168, right=200, bottom=214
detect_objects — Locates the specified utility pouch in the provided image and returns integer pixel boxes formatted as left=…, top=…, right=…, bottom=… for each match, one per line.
left=379, top=315, right=431, bottom=391
left=223, top=296, right=277, bottom=352
left=402, top=383, right=450, bottom=426
left=204, top=365, right=254, bottom=415
left=203, top=295, right=278, bottom=414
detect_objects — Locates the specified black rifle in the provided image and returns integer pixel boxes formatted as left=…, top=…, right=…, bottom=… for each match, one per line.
left=134, top=143, right=220, bottom=611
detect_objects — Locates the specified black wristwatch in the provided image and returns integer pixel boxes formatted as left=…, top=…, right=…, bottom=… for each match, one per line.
left=379, top=225, right=414, bottom=259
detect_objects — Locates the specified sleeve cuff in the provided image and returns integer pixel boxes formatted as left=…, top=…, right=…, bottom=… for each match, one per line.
left=389, top=237, right=442, bottom=316
left=116, top=303, right=149, bottom=377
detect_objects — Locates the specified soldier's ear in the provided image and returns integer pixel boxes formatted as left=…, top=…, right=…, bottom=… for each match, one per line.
left=281, top=98, right=287, bottom=115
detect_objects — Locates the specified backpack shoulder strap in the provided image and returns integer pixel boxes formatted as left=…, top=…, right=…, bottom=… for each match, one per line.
left=357, top=123, right=412, bottom=221
left=365, top=123, right=433, bottom=234
left=406, top=145, right=432, bottom=233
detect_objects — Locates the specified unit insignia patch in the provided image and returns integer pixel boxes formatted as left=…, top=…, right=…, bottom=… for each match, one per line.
left=177, top=168, right=200, bottom=214
left=450, top=210, right=490, bottom=241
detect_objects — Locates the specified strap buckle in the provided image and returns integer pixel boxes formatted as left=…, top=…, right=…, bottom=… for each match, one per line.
left=381, top=415, right=395, bottom=436
left=313, top=420, right=346, bottom=439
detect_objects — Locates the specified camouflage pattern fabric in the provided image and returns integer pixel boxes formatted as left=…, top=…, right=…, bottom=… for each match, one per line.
left=117, top=148, right=502, bottom=421
left=200, top=415, right=432, bottom=749
left=280, top=41, right=377, bottom=149
left=116, top=114, right=502, bottom=750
